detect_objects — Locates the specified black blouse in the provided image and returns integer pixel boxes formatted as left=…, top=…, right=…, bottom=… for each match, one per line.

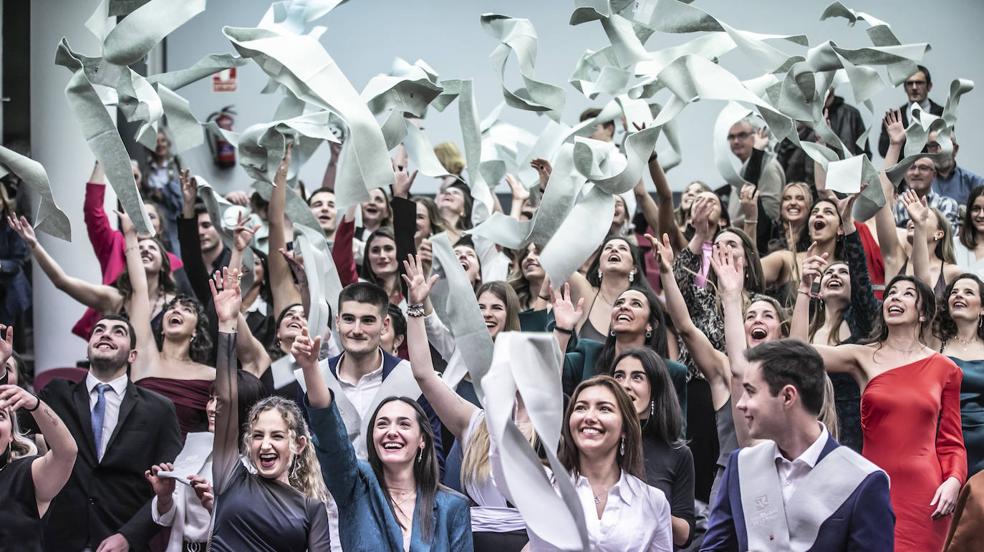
left=0, top=455, right=42, bottom=552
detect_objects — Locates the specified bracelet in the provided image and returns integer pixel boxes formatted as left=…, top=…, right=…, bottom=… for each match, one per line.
left=406, top=303, right=426, bottom=318
left=744, top=219, right=758, bottom=224
left=554, top=326, right=575, bottom=336
left=537, top=295, right=552, bottom=301
left=25, top=393, right=41, bottom=412
left=797, top=289, right=813, bottom=298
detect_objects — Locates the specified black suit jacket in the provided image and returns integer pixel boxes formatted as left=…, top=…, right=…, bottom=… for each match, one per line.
left=28, top=378, right=183, bottom=551
left=877, top=99, right=944, bottom=157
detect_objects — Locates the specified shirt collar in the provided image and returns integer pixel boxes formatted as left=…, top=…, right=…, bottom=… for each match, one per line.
left=574, top=469, right=641, bottom=507
left=337, top=349, right=385, bottom=385
left=86, top=372, right=128, bottom=396
left=774, top=423, right=828, bottom=469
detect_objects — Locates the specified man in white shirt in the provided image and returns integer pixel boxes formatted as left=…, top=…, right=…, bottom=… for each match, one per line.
left=702, top=339, right=894, bottom=552
left=27, top=315, right=183, bottom=551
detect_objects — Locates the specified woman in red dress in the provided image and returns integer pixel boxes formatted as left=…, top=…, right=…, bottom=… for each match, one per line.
left=812, top=274, right=966, bottom=551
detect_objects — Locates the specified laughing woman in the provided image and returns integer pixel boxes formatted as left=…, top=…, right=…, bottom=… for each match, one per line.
left=208, top=268, right=331, bottom=551
left=296, top=326, right=473, bottom=551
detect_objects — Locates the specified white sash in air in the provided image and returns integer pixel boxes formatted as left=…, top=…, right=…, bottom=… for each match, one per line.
left=295, top=359, right=423, bottom=458
left=737, top=439, right=882, bottom=551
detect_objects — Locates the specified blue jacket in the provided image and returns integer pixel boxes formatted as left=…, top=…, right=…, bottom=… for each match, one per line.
left=307, top=398, right=473, bottom=552
left=701, top=436, right=894, bottom=551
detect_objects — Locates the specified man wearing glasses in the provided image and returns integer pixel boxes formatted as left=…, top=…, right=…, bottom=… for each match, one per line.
left=877, top=65, right=944, bottom=158
left=892, top=157, right=960, bottom=230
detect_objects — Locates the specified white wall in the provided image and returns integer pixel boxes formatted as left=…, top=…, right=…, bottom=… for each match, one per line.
left=167, top=0, right=984, bottom=194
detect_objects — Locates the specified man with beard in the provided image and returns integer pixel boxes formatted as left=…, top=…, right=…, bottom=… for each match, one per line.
left=24, top=315, right=182, bottom=551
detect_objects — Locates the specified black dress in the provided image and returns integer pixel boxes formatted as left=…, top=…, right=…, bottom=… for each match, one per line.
left=0, top=455, right=42, bottom=552
left=209, top=331, right=331, bottom=552
left=641, top=433, right=696, bottom=548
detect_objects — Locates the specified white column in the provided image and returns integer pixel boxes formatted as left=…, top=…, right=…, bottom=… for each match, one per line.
left=30, top=0, right=108, bottom=370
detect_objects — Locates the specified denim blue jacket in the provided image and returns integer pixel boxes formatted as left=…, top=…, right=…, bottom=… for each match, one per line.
left=307, top=398, right=473, bottom=552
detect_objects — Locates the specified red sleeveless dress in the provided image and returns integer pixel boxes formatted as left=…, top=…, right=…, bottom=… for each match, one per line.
left=861, top=353, right=967, bottom=551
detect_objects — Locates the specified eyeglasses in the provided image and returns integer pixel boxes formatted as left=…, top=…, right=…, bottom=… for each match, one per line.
left=727, top=132, right=751, bottom=141
left=908, top=164, right=936, bottom=173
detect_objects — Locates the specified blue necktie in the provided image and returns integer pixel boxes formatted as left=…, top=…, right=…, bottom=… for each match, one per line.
left=91, top=383, right=111, bottom=459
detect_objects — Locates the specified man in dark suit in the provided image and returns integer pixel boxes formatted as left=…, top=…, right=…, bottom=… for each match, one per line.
left=702, top=340, right=894, bottom=551
left=27, top=314, right=182, bottom=551
left=877, top=65, right=944, bottom=157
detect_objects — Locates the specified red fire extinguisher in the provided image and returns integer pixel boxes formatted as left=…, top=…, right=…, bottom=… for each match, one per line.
left=207, top=106, right=237, bottom=169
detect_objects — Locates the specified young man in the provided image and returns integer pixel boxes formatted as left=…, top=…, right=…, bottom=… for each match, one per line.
left=26, top=315, right=183, bottom=551
left=702, top=339, right=894, bottom=552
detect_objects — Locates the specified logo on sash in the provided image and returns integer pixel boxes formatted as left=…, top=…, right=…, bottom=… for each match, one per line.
left=755, top=495, right=769, bottom=511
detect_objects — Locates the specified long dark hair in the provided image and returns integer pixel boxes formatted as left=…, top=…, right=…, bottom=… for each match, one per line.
left=559, top=376, right=645, bottom=480
left=360, top=227, right=397, bottom=286
left=712, top=227, right=765, bottom=294
left=609, top=348, right=684, bottom=446
left=863, top=274, right=937, bottom=344
left=935, top=274, right=984, bottom=344
left=114, top=237, right=177, bottom=302
left=596, top=286, right=669, bottom=371
left=155, top=295, right=213, bottom=364
left=586, top=235, right=650, bottom=289
left=807, top=261, right=850, bottom=345
left=476, top=281, right=521, bottom=334
left=366, top=397, right=442, bottom=543
left=959, top=185, right=984, bottom=250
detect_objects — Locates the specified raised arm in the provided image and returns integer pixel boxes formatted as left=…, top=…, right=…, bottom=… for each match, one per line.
left=0, top=326, right=77, bottom=514
left=505, top=174, right=530, bottom=220
left=391, top=163, right=419, bottom=299
left=900, top=190, right=933, bottom=288
left=649, top=158, right=686, bottom=252
left=401, top=254, right=478, bottom=440
left=83, top=162, right=117, bottom=273
left=321, top=141, right=341, bottom=191
left=209, top=267, right=244, bottom=494
left=176, top=169, right=214, bottom=306
left=268, top=144, right=303, bottom=319
left=789, top=243, right=827, bottom=341
left=650, top=233, right=728, bottom=387
left=331, top=207, right=359, bottom=286
left=876, top=110, right=906, bottom=279
left=121, top=212, right=159, bottom=381
left=8, top=215, right=120, bottom=313
left=225, top=214, right=272, bottom=378
left=550, top=283, right=584, bottom=355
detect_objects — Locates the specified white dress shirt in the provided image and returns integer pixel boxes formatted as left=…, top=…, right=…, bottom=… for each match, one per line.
left=335, top=352, right=385, bottom=419
left=86, top=372, right=128, bottom=461
left=773, top=424, right=829, bottom=505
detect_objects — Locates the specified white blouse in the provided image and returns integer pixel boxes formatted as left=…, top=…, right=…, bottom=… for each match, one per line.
left=461, top=410, right=527, bottom=533
left=953, top=240, right=984, bottom=279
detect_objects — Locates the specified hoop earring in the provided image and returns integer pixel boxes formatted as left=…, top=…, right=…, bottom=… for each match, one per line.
left=610, top=330, right=616, bottom=337
left=645, top=328, right=652, bottom=339
left=619, top=435, right=626, bottom=457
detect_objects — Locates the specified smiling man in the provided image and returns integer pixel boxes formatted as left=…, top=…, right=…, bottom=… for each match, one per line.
left=702, top=339, right=894, bottom=552
left=893, top=156, right=961, bottom=230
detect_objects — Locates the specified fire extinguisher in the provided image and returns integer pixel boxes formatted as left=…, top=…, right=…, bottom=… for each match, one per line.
left=207, top=106, right=237, bottom=169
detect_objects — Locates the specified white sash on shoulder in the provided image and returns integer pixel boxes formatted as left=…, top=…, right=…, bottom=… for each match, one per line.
left=295, top=358, right=423, bottom=459
left=737, top=439, right=882, bottom=552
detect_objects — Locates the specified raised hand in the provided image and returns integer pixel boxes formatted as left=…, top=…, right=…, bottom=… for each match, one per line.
left=392, top=161, right=418, bottom=199
left=144, top=463, right=176, bottom=498
left=505, top=174, right=529, bottom=201
left=710, top=243, right=745, bottom=296
left=690, top=197, right=713, bottom=238
left=279, top=247, right=307, bottom=286
left=798, top=242, right=829, bottom=293
left=0, top=324, right=12, bottom=365
left=531, top=158, right=552, bottom=188
left=115, top=209, right=136, bottom=236
left=179, top=168, right=197, bottom=208
left=884, top=109, right=906, bottom=146
left=551, top=283, right=584, bottom=332
left=739, top=185, right=758, bottom=221
left=7, top=215, right=38, bottom=248
left=0, top=384, right=41, bottom=412
left=417, top=239, right=434, bottom=270
left=290, top=327, right=321, bottom=371
left=225, top=191, right=250, bottom=207
left=232, top=211, right=261, bottom=252
left=753, top=127, right=770, bottom=150
left=401, top=254, right=439, bottom=306
left=901, top=189, right=930, bottom=228
left=209, top=266, right=243, bottom=325
left=645, top=233, right=674, bottom=273
left=275, top=142, right=293, bottom=186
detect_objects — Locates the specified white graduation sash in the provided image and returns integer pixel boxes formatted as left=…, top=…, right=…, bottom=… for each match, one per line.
left=738, top=439, right=882, bottom=552
left=295, top=358, right=423, bottom=458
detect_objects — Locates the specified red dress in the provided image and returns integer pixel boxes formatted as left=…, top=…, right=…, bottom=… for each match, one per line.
left=861, top=353, right=967, bottom=551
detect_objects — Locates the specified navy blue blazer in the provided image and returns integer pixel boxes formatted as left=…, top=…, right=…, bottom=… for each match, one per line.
left=701, top=436, right=894, bottom=552
left=308, top=398, right=473, bottom=551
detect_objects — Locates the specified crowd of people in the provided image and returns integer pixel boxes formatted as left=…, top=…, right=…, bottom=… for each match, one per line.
left=2, top=64, right=984, bottom=552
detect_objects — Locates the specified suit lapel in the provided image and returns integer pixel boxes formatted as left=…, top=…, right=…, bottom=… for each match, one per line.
left=72, top=382, right=98, bottom=461
left=104, top=382, right=138, bottom=456
left=408, top=493, right=436, bottom=552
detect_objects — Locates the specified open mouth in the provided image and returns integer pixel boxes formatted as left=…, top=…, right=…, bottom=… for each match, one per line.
left=95, top=340, right=116, bottom=351
left=953, top=299, right=968, bottom=309
left=484, top=318, right=497, bottom=329
left=318, top=214, right=333, bottom=223
left=749, top=326, right=768, bottom=340
left=381, top=441, right=405, bottom=452
left=459, top=260, right=471, bottom=271
left=826, top=279, right=843, bottom=290
left=286, top=320, right=303, bottom=331
left=258, top=452, right=278, bottom=470
left=812, top=219, right=827, bottom=232
left=167, top=314, right=184, bottom=326
left=785, top=205, right=802, bottom=217
left=615, top=312, right=632, bottom=323
left=887, top=304, right=905, bottom=316
left=578, top=426, right=604, bottom=438
left=607, top=254, right=622, bottom=263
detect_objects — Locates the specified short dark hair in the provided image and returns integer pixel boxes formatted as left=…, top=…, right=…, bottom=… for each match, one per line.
left=744, top=339, right=825, bottom=415
left=96, top=314, right=137, bottom=349
left=194, top=199, right=209, bottom=217
left=386, top=304, right=407, bottom=341
left=579, top=107, right=615, bottom=129
left=339, top=281, right=389, bottom=315
left=915, top=64, right=932, bottom=85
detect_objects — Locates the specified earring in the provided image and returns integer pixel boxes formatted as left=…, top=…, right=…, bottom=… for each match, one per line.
left=619, top=435, right=626, bottom=457
left=650, top=400, right=655, bottom=419
left=598, top=270, right=603, bottom=280
left=629, top=271, right=635, bottom=283
left=417, top=447, right=424, bottom=464
left=610, top=330, right=616, bottom=337
left=645, top=328, right=652, bottom=339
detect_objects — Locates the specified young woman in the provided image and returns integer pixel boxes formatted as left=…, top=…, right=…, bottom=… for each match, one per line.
left=362, top=227, right=404, bottom=306
left=402, top=254, right=529, bottom=550
left=9, top=214, right=180, bottom=339
left=0, top=326, right=78, bottom=552
left=610, top=348, right=695, bottom=548
left=296, top=326, right=473, bottom=551
left=507, top=244, right=548, bottom=312
left=207, top=267, right=331, bottom=551
left=673, top=181, right=712, bottom=228
left=812, top=274, right=967, bottom=552
left=122, top=211, right=215, bottom=435
left=492, top=376, right=673, bottom=551
left=955, top=186, right=984, bottom=278
left=412, top=197, right=445, bottom=249
left=568, top=236, right=651, bottom=344
left=934, top=274, right=984, bottom=477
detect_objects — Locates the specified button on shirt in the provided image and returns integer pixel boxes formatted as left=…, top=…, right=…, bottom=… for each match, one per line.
left=335, top=352, right=384, bottom=419
left=86, top=373, right=128, bottom=460
left=773, top=424, right=829, bottom=505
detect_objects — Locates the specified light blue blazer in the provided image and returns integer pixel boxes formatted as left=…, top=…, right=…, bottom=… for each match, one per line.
left=307, top=397, right=473, bottom=552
